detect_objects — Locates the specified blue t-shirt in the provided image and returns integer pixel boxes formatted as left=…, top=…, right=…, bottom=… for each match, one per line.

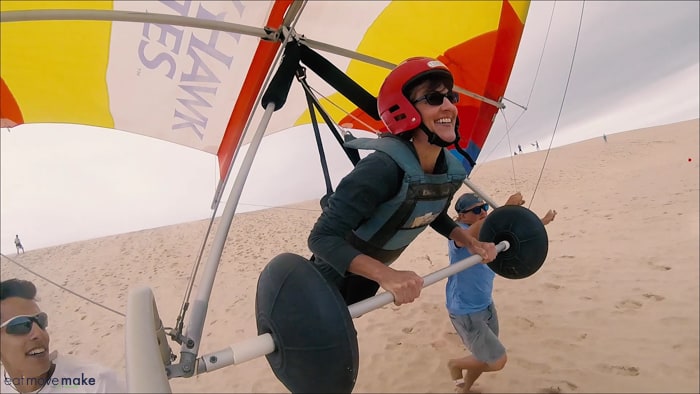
left=445, top=222, right=495, bottom=315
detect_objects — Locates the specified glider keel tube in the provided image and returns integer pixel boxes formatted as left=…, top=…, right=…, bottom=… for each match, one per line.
left=197, top=333, right=276, bottom=374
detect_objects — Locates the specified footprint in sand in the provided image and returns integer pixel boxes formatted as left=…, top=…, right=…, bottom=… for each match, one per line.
left=660, top=316, right=690, bottom=325
left=512, top=316, right=535, bottom=329
left=543, top=282, right=562, bottom=290
left=512, top=358, right=551, bottom=373
left=642, top=293, right=665, bottom=301
left=548, top=381, right=579, bottom=391
left=540, top=382, right=578, bottom=394
left=614, top=299, right=642, bottom=310
left=430, top=339, right=447, bottom=349
left=385, top=341, right=402, bottom=350
left=597, top=364, right=640, bottom=376
left=646, top=260, right=671, bottom=271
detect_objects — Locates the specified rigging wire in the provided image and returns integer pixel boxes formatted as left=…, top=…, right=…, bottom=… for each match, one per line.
left=173, top=208, right=219, bottom=341
left=172, top=61, right=351, bottom=341
left=169, top=4, right=316, bottom=341
left=0, top=253, right=125, bottom=317
left=529, top=0, right=586, bottom=208
left=170, top=155, right=226, bottom=341
left=169, top=4, right=315, bottom=341
left=472, top=0, right=557, bottom=176
left=0, top=1, right=583, bottom=331
left=0, top=201, right=322, bottom=325
left=503, top=114, right=520, bottom=191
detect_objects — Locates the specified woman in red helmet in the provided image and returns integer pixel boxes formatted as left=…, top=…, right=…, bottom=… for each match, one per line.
left=308, top=57, right=497, bottom=306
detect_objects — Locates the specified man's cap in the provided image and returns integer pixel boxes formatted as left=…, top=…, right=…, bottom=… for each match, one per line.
left=455, top=193, right=483, bottom=212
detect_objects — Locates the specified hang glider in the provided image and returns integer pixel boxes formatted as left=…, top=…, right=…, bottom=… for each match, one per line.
left=1, top=1, right=531, bottom=392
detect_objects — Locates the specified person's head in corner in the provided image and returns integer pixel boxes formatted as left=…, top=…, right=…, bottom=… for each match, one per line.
left=377, top=57, right=460, bottom=148
left=454, top=193, right=489, bottom=225
left=0, top=279, right=52, bottom=387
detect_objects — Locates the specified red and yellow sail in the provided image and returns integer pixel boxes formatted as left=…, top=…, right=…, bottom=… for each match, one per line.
left=1, top=0, right=529, bottom=179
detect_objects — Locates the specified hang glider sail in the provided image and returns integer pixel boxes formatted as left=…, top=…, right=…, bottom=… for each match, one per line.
left=1, top=0, right=529, bottom=183
left=2, top=1, right=533, bottom=391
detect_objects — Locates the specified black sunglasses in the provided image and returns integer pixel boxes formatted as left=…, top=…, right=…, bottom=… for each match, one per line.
left=460, top=203, right=489, bottom=215
left=0, top=312, right=48, bottom=336
left=412, top=91, right=460, bottom=106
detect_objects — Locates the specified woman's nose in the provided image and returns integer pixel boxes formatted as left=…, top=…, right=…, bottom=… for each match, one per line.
left=440, top=96, right=457, bottom=110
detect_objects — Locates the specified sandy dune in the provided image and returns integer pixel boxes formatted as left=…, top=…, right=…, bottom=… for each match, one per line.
left=2, top=119, right=698, bottom=393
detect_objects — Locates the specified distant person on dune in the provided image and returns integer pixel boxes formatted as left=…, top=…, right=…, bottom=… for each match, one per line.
left=14, top=235, right=24, bottom=255
left=0, top=279, right=126, bottom=393
left=603, top=133, right=608, bottom=143
left=446, top=192, right=556, bottom=393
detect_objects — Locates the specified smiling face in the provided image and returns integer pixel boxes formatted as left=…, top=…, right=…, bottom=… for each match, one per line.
left=0, top=297, right=51, bottom=380
left=409, top=80, right=459, bottom=144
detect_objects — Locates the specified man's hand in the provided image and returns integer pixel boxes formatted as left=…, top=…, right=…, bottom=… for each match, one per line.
left=467, top=240, right=498, bottom=264
left=505, top=192, right=525, bottom=206
left=377, top=269, right=424, bottom=306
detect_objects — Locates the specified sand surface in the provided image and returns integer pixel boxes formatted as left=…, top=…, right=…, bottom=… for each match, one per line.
left=2, top=119, right=698, bottom=393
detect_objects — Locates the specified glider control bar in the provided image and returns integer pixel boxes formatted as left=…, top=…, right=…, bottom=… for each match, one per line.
left=196, top=205, right=549, bottom=394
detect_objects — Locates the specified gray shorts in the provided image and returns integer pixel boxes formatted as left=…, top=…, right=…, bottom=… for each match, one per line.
left=449, top=303, right=506, bottom=364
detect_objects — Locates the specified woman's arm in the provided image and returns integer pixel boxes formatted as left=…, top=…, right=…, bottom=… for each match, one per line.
left=307, top=152, right=402, bottom=277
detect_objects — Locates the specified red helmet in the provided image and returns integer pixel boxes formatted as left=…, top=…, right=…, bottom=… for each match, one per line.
left=377, top=57, right=454, bottom=135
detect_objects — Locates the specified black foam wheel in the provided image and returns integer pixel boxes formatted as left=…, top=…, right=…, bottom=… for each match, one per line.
left=255, top=253, right=359, bottom=393
left=479, top=205, right=549, bottom=279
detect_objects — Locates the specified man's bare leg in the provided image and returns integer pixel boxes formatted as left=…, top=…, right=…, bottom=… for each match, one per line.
left=463, top=368, right=483, bottom=393
left=448, top=358, right=464, bottom=381
left=447, top=354, right=506, bottom=392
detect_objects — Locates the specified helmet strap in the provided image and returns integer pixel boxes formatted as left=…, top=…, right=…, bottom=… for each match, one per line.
left=414, top=116, right=478, bottom=169
left=418, top=122, right=459, bottom=148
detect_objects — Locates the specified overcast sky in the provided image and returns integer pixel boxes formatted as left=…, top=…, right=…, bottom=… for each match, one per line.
left=1, top=1, right=698, bottom=254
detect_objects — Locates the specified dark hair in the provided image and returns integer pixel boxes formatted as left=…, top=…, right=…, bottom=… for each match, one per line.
left=403, top=73, right=454, bottom=101
left=0, top=279, right=37, bottom=301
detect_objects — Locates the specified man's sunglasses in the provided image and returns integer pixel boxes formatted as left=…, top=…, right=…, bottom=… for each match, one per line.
left=460, top=203, right=489, bottom=215
left=412, top=91, right=460, bottom=106
left=0, top=312, right=48, bottom=336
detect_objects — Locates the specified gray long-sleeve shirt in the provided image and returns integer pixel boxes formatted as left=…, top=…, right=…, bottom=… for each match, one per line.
left=308, top=140, right=460, bottom=280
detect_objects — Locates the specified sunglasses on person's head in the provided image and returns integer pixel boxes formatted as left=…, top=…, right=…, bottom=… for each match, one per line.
left=0, top=312, right=48, bottom=336
left=460, top=203, right=489, bottom=215
left=411, top=91, right=459, bottom=106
